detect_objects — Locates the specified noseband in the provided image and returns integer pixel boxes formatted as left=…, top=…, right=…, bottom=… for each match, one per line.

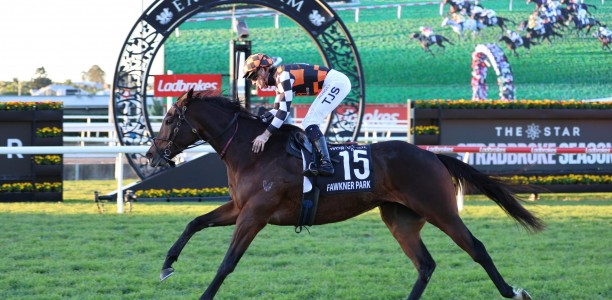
left=152, top=103, right=239, bottom=167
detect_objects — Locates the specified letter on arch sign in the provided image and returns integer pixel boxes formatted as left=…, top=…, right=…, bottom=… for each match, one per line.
left=112, top=0, right=365, bottom=179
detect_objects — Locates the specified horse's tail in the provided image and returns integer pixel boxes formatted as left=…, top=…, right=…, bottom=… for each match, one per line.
left=436, top=154, right=545, bottom=233
left=442, top=36, right=455, bottom=45
left=587, top=4, right=597, bottom=10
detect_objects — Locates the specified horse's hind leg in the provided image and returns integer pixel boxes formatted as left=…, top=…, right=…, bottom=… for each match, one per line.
left=431, top=215, right=529, bottom=299
left=379, top=203, right=435, bottom=300
left=161, top=201, right=239, bottom=281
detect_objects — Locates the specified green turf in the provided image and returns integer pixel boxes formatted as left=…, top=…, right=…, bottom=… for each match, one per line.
left=1, top=180, right=611, bottom=299
left=164, top=0, right=612, bottom=103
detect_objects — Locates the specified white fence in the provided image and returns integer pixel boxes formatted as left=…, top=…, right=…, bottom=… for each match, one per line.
left=62, top=115, right=410, bottom=147
left=0, top=145, right=215, bottom=214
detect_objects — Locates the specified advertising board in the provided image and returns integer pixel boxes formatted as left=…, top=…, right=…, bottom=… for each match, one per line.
left=154, top=74, right=222, bottom=97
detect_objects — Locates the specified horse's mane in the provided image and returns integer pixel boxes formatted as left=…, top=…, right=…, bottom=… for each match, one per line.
left=176, top=90, right=302, bottom=133
left=178, top=90, right=256, bottom=119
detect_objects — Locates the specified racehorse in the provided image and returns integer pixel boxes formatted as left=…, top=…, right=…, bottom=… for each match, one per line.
left=409, top=32, right=455, bottom=56
left=561, top=0, right=597, bottom=15
left=592, top=32, right=611, bottom=51
left=568, top=14, right=602, bottom=35
left=440, top=0, right=474, bottom=15
left=499, top=35, right=538, bottom=57
left=526, top=0, right=570, bottom=30
left=519, top=20, right=563, bottom=44
left=146, top=89, right=544, bottom=300
left=525, top=0, right=546, bottom=10
left=441, top=17, right=482, bottom=39
left=478, top=15, right=515, bottom=32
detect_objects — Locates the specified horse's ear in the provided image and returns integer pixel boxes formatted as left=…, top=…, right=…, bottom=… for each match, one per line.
left=187, top=88, right=194, bottom=100
left=183, top=88, right=195, bottom=106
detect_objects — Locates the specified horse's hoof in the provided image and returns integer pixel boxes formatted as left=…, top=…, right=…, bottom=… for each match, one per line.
left=512, top=288, right=532, bottom=300
left=160, top=267, right=175, bottom=282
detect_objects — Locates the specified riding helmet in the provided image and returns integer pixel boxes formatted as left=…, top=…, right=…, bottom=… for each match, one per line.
left=243, top=53, right=274, bottom=80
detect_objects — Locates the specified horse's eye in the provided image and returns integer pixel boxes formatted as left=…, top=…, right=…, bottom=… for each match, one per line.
left=165, top=118, right=173, bottom=125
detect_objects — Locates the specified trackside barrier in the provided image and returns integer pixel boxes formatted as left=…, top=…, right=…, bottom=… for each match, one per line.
left=0, top=145, right=214, bottom=214
left=2, top=145, right=608, bottom=213
left=419, top=146, right=612, bottom=154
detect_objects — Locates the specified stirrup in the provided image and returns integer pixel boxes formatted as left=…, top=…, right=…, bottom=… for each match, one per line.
left=303, top=162, right=319, bottom=176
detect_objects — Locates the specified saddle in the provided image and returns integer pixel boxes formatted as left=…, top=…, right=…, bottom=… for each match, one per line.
left=285, top=131, right=375, bottom=232
left=286, top=131, right=319, bottom=232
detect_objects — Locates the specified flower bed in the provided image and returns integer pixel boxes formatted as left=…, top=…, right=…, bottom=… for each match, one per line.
left=0, top=101, right=63, bottom=111
left=414, top=99, right=612, bottom=110
left=0, top=182, right=62, bottom=193
left=135, top=187, right=230, bottom=198
left=33, top=155, right=62, bottom=165
left=35, top=127, right=63, bottom=138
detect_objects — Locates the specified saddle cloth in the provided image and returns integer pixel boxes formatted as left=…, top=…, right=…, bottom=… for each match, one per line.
left=287, top=133, right=374, bottom=194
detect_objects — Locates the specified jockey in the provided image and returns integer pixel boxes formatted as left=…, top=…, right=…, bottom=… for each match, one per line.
left=577, top=7, right=588, bottom=25
left=483, top=8, right=497, bottom=25
left=598, top=26, right=612, bottom=38
left=471, top=4, right=484, bottom=20
left=451, top=12, right=464, bottom=23
left=507, top=29, right=523, bottom=47
left=546, top=0, right=560, bottom=14
left=540, top=6, right=556, bottom=23
left=528, top=11, right=545, bottom=34
left=244, top=53, right=351, bottom=176
left=419, top=26, right=436, bottom=42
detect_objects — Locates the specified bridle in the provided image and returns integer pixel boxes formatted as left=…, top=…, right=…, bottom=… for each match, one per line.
left=152, top=103, right=240, bottom=167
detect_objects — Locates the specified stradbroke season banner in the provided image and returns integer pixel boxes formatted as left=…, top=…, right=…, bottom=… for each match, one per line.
left=441, top=117, right=612, bottom=175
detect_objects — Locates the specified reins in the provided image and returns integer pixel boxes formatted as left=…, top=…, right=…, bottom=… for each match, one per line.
left=153, top=103, right=240, bottom=166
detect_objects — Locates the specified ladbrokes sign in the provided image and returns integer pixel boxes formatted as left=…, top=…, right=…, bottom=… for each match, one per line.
left=154, top=74, right=222, bottom=97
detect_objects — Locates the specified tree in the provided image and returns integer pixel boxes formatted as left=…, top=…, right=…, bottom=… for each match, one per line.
left=31, top=66, right=52, bottom=90
left=82, top=65, right=106, bottom=85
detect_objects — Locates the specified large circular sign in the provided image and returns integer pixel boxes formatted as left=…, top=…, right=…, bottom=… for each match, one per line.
left=112, top=0, right=365, bottom=179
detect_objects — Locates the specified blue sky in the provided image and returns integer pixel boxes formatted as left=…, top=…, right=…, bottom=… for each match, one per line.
left=0, top=0, right=162, bottom=83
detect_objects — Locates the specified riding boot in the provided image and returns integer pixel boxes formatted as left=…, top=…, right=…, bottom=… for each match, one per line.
left=312, top=137, right=334, bottom=177
left=303, top=125, right=335, bottom=177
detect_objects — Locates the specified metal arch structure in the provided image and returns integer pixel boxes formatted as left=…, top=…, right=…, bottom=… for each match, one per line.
left=112, top=0, right=366, bottom=180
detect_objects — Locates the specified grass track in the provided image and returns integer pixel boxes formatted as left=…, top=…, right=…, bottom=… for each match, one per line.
left=1, top=180, right=611, bottom=299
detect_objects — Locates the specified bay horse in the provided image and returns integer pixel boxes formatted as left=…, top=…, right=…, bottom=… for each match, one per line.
left=519, top=20, right=563, bottom=44
left=478, top=15, right=515, bottom=33
left=409, top=32, right=455, bottom=56
left=592, top=32, right=611, bottom=51
left=499, top=35, right=538, bottom=57
left=568, top=14, right=602, bottom=35
left=146, top=90, right=544, bottom=300
left=440, top=0, right=474, bottom=15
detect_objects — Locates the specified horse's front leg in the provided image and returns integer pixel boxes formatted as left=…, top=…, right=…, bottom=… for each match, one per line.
left=200, top=203, right=273, bottom=300
left=160, top=201, right=239, bottom=281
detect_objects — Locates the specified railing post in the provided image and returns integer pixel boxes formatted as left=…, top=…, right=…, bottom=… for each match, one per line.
left=116, top=152, right=124, bottom=214
left=407, top=99, right=414, bottom=144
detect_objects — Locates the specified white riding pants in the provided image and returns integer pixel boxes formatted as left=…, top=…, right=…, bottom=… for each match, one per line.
left=301, top=69, right=351, bottom=129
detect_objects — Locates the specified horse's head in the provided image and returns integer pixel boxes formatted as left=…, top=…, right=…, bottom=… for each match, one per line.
left=146, top=89, right=203, bottom=167
left=409, top=32, right=420, bottom=39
